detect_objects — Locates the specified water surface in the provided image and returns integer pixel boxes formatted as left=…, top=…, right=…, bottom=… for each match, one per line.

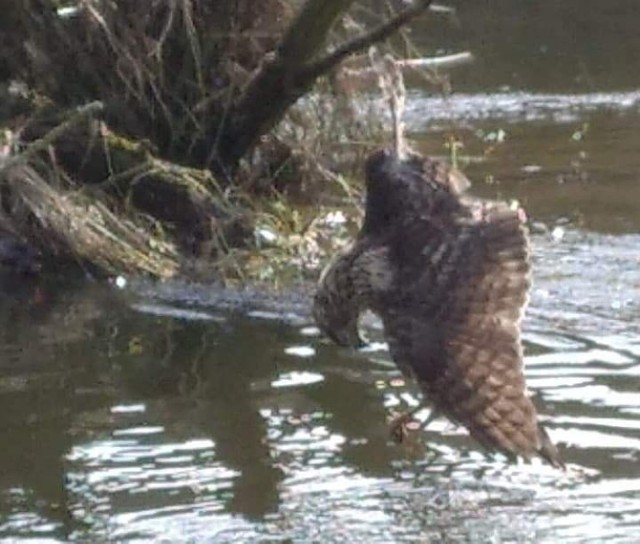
left=1, top=223, right=638, bottom=542
left=2, top=8, right=640, bottom=539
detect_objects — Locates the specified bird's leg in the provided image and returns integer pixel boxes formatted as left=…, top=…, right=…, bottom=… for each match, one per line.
left=389, top=406, right=438, bottom=444
left=389, top=409, right=417, bottom=444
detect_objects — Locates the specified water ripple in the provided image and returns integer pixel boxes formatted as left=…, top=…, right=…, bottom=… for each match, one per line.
left=407, top=90, right=640, bottom=126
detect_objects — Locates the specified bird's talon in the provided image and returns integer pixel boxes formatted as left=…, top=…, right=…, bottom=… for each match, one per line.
left=388, top=412, right=415, bottom=444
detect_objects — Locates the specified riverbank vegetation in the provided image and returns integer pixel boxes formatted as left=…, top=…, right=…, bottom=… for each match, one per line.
left=0, top=0, right=467, bottom=283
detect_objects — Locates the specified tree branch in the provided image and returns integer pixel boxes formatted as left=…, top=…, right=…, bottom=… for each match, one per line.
left=277, top=0, right=354, bottom=64
left=214, top=0, right=433, bottom=174
left=213, top=0, right=356, bottom=174
left=398, top=52, right=474, bottom=70
left=303, top=0, right=434, bottom=81
left=0, top=101, right=104, bottom=175
left=333, top=52, right=474, bottom=93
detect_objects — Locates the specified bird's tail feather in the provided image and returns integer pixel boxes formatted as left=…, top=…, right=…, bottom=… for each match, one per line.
left=537, top=424, right=565, bottom=469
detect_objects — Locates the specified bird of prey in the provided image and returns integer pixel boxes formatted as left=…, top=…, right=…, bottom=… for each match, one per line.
left=313, top=148, right=563, bottom=468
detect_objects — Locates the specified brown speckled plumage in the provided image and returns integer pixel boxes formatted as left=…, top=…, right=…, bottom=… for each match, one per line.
left=314, top=149, right=563, bottom=468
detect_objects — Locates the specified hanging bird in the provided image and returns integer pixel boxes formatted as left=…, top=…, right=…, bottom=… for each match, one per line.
left=313, top=148, right=564, bottom=468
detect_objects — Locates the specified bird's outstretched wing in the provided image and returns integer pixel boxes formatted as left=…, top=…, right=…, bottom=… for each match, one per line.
left=361, top=152, right=562, bottom=467
left=379, top=202, right=560, bottom=466
left=315, top=149, right=562, bottom=467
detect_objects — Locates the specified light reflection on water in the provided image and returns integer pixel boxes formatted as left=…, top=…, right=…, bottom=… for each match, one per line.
left=0, top=224, right=636, bottom=542
left=407, top=90, right=640, bottom=125
left=0, top=104, right=639, bottom=542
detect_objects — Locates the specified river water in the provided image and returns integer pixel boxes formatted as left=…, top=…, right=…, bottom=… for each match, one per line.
left=0, top=92, right=637, bottom=542
left=2, top=7, right=640, bottom=543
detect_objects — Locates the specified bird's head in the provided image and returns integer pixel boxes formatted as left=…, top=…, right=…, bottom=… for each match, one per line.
left=313, top=256, right=365, bottom=349
left=313, top=295, right=364, bottom=348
